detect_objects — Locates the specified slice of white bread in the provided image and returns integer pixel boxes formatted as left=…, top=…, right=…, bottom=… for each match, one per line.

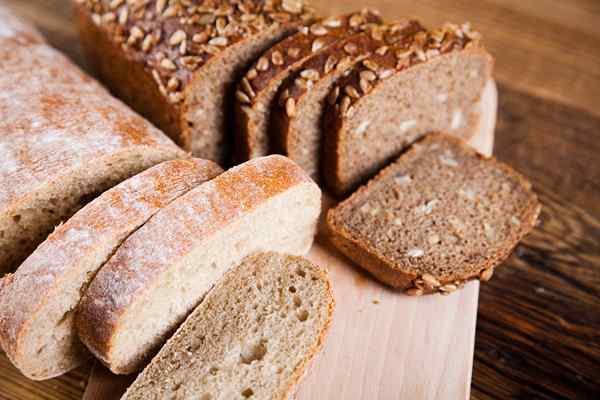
left=0, top=159, right=222, bottom=380
left=76, top=155, right=321, bottom=374
left=0, top=6, right=185, bottom=275
left=121, top=252, right=334, bottom=400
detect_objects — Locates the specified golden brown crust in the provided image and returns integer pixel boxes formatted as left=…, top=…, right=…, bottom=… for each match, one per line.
left=327, top=133, right=541, bottom=294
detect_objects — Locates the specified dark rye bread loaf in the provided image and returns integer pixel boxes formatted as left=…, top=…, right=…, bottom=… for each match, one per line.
left=327, top=133, right=541, bottom=295
left=121, top=252, right=334, bottom=400
left=233, top=9, right=383, bottom=162
left=0, top=5, right=184, bottom=275
left=75, top=0, right=315, bottom=164
left=324, top=22, right=493, bottom=196
left=272, top=20, right=424, bottom=180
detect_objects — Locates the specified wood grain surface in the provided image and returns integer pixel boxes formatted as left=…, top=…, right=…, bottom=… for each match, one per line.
left=0, top=1, right=599, bottom=399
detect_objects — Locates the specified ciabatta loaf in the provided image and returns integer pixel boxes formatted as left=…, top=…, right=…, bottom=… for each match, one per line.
left=77, top=155, right=321, bottom=374
left=121, top=252, right=334, bottom=400
left=75, top=0, right=315, bottom=163
left=327, top=133, right=540, bottom=294
left=324, top=22, right=493, bottom=196
left=0, top=6, right=184, bottom=275
left=0, top=159, right=221, bottom=380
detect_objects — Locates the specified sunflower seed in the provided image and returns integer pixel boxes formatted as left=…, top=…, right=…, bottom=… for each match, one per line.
left=323, top=17, right=342, bottom=28
left=160, top=58, right=177, bottom=70
left=480, top=268, right=494, bottom=282
left=256, top=57, right=270, bottom=71
left=324, top=55, right=338, bottom=74
left=363, top=59, right=379, bottom=71
left=287, top=47, right=301, bottom=58
left=439, top=284, right=457, bottom=293
left=246, top=68, right=258, bottom=80
left=271, top=50, right=284, bottom=65
left=328, top=86, right=340, bottom=105
left=407, top=248, right=424, bottom=258
left=344, top=43, right=358, bottom=54
left=345, top=85, right=360, bottom=98
left=339, top=96, right=351, bottom=115
left=405, top=287, right=424, bottom=296
left=236, top=90, right=252, bottom=104
left=240, top=78, right=255, bottom=98
left=421, top=273, right=440, bottom=288
left=285, top=97, right=296, bottom=117
left=169, top=30, right=186, bottom=46
left=311, top=38, right=325, bottom=52
left=310, top=24, right=328, bottom=36
left=208, top=36, right=228, bottom=46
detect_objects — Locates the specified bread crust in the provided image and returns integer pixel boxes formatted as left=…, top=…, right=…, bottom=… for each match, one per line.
left=322, top=23, right=494, bottom=197
left=76, top=155, right=321, bottom=374
left=233, top=9, right=383, bottom=162
left=327, top=133, right=541, bottom=293
left=0, top=159, right=222, bottom=380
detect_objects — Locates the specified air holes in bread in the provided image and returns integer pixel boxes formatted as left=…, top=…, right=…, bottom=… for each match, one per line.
left=12, top=215, right=21, bottom=223
left=240, top=340, right=267, bottom=364
left=242, top=388, right=254, bottom=398
left=209, top=367, right=219, bottom=375
left=296, top=268, right=306, bottom=278
left=297, top=310, right=309, bottom=322
left=293, top=296, right=302, bottom=307
left=289, top=286, right=296, bottom=293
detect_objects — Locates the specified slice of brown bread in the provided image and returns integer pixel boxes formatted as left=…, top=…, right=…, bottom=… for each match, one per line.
left=233, top=9, right=383, bottom=162
left=0, top=5, right=45, bottom=45
left=75, top=0, right=315, bottom=164
left=0, top=159, right=221, bottom=380
left=327, top=133, right=541, bottom=295
left=0, top=7, right=184, bottom=275
left=323, top=22, right=493, bottom=196
left=76, top=155, right=321, bottom=374
left=121, top=252, right=334, bottom=400
left=272, top=20, right=424, bottom=180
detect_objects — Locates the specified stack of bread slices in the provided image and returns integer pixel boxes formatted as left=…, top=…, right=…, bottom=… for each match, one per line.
left=0, top=1, right=541, bottom=398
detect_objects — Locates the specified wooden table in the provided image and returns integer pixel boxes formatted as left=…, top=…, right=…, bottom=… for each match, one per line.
left=1, top=1, right=599, bottom=399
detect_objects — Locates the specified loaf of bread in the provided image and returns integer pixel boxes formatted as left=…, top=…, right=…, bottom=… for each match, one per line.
left=0, top=159, right=221, bottom=380
left=272, top=21, right=419, bottom=180
left=327, top=133, right=540, bottom=294
left=121, top=252, right=334, bottom=400
left=75, top=0, right=315, bottom=164
left=0, top=5, right=184, bottom=275
left=324, top=22, right=493, bottom=196
left=76, top=155, right=321, bottom=374
left=233, top=9, right=383, bottom=162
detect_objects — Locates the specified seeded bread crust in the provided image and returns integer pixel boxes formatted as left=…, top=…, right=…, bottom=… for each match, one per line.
left=233, top=9, right=383, bottom=162
left=327, top=133, right=541, bottom=294
left=75, top=0, right=314, bottom=163
left=0, top=159, right=222, bottom=380
left=76, top=155, right=321, bottom=374
left=0, top=8, right=184, bottom=275
left=272, top=20, right=423, bottom=180
left=323, top=22, right=493, bottom=196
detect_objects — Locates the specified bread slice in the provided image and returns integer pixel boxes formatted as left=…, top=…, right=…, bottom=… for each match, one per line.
left=0, top=4, right=45, bottom=45
left=0, top=159, right=221, bottom=380
left=323, top=22, right=493, bottom=196
left=76, top=155, right=321, bottom=374
left=327, top=133, right=541, bottom=294
left=121, top=252, right=334, bottom=400
left=233, top=9, right=383, bottom=162
left=75, top=0, right=315, bottom=164
left=0, top=10, right=184, bottom=275
left=272, top=20, right=423, bottom=180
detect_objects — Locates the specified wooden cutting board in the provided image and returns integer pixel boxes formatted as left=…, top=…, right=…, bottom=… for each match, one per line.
left=80, top=81, right=497, bottom=400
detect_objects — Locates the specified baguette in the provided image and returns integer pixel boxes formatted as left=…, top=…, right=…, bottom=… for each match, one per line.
left=0, top=159, right=221, bottom=380
left=76, top=155, right=321, bottom=374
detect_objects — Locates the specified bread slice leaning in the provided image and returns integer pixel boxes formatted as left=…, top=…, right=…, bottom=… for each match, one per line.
left=0, top=159, right=222, bottom=380
left=0, top=7, right=185, bottom=275
left=77, top=155, right=321, bottom=374
left=324, top=22, right=493, bottom=196
left=327, top=133, right=541, bottom=294
left=121, top=252, right=334, bottom=400
left=75, top=0, right=315, bottom=163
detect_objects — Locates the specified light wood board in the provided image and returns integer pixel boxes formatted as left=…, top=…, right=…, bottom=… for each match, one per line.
left=83, top=81, right=497, bottom=400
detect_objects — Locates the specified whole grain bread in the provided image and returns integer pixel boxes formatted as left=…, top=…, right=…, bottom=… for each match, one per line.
left=75, top=0, right=315, bottom=164
left=233, top=9, right=383, bottom=162
left=324, top=22, right=493, bottom=196
left=121, top=252, right=334, bottom=400
left=327, top=133, right=541, bottom=294
left=76, top=155, right=321, bottom=374
left=0, top=6, right=184, bottom=275
left=0, top=159, right=221, bottom=380
left=272, top=20, right=422, bottom=180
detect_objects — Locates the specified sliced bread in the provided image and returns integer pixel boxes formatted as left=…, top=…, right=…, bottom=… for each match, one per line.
left=233, top=9, right=383, bottom=162
left=0, top=159, right=221, bottom=380
left=0, top=9, right=184, bottom=275
left=272, top=20, right=424, bottom=180
left=0, top=5, right=45, bottom=45
left=76, top=155, right=321, bottom=374
left=121, top=252, right=334, bottom=400
left=75, top=0, right=315, bottom=163
left=323, top=22, right=493, bottom=196
left=327, top=133, right=541, bottom=294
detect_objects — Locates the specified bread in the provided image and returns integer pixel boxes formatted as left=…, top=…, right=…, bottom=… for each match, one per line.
left=327, top=133, right=541, bottom=294
left=0, top=5, right=45, bottom=45
left=75, top=0, right=315, bottom=164
left=121, top=252, right=334, bottom=400
left=0, top=159, right=221, bottom=380
left=323, top=22, right=493, bottom=196
left=0, top=7, right=184, bottom=275
left=76, top=155, right=321, bottom=374
left=233, top=9, right=383, bottom=162
left=272, top=20, right=421, bottom=180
